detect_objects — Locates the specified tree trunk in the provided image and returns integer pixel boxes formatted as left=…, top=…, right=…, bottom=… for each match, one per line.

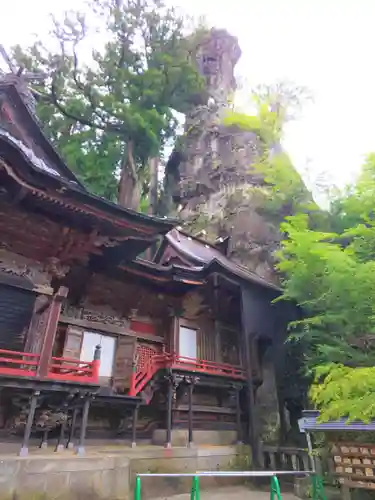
left=148, top=156, right=159, bottom=215
left=118, top=141, right=141, bottom=209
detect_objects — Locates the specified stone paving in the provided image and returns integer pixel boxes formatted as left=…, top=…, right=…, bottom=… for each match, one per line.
left=155, top=485, right=298, bottom=500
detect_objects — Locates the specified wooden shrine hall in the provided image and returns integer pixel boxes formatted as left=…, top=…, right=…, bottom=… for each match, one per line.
left=0, top=73, right=290, bottom=461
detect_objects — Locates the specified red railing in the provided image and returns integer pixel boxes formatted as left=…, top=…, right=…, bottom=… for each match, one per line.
left=0, top=349, right=99, bottom=384
left=128, top=349, right=246, bottom=397
left=167, top=354, right=246, bottom=379
left=0, top=349, right=40, bottom=377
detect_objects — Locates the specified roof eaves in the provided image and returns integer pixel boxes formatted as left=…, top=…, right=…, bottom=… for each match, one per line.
left=1, top=84, right=85, bottom=187
left=0, top=134, right=176, bottom=234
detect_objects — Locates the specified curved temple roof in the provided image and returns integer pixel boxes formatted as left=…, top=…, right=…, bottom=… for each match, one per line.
left=161, top=229, right=281, bottom=291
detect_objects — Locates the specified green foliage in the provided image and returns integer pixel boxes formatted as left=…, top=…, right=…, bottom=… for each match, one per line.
left=276, top=154, right=375, bottom=421
left=310, top=364, right=375, bottom=422
left=277, top=213, right=375, bottom=368
left=10, top=0, right=204, bottom=208
left=330, top=153, right=375, bottom=232
left=222, top=84, right=313, bottom=217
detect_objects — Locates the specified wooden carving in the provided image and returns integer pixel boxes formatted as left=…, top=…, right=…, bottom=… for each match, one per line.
left=182, top=291, right=207, bottom=320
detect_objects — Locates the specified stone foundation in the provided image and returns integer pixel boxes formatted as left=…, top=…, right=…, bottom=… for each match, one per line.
left=0, top=444, right=249, bottom=500
left=152, top=429, right=238, bottom=447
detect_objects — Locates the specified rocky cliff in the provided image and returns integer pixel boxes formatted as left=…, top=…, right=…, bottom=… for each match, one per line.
left=164, top=28, right=308, bottom=285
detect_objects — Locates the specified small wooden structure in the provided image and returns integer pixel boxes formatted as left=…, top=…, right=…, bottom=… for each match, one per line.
left=298, top=410, right=375, bottom=499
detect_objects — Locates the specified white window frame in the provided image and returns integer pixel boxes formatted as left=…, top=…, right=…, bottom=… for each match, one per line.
left=80, top=331, right=116, bottom=378
left=178, top=325, right=198, bottom=359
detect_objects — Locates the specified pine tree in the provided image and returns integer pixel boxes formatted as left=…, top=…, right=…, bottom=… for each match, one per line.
left=10, top=0, right=204, bottom=209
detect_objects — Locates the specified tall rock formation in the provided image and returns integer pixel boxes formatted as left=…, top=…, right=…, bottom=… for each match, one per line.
left=164, top=28, right=287, bottom=284
left=163, top=28, right=309, bottom=442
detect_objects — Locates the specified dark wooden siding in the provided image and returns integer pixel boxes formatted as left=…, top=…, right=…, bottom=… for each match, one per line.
left=179, top=316, right=241, bottom=364
left=0, top=284, right=36, bottom=351
left=197, top=316, right=216, bottom=361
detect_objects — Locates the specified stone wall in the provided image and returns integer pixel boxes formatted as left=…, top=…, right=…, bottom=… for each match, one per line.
left=0, top=445, right=249, bottom=500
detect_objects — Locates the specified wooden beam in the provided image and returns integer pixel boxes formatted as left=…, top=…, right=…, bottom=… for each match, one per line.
left=58, top=315, right=165, bottom=344
left=37, top=286, right=68, bottom=378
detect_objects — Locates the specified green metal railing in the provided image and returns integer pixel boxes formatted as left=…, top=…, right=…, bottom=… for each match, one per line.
left=134, top=471, right=326, bottom=500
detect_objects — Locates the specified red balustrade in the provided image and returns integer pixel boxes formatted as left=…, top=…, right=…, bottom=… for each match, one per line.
left=0, top=348, right=99, bottom=384
left=167, top=354, right=246, bottom=379
left=128, top=348, right=246, bottom=397
left=0, top=349, right=40, bottom=377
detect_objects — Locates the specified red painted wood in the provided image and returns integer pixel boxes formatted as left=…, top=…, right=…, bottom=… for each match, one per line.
left=130, top=320, right=156, bottom=335
left=38, top=287, right=68, bottom=378
left=0, top=349, right=39, bottom=357
left=128, top=348, right=246, bottom=396
left=0, top=348, right=99, bottom=384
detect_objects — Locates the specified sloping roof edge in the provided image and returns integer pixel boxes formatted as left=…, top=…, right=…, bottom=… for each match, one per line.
left=0, top=83, right=84, bottom=187
left=0, top=133, right=176, bottom=234
left=164, top=229, right=281, bottom=291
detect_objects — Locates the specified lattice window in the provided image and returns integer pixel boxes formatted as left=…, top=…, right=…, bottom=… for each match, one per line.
left=136, top=344, right=161, bottom=371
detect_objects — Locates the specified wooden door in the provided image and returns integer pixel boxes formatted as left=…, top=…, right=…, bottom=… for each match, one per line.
left=62, top=325, right=84, bottom=359
left=112, top=335, right=136, bottom=394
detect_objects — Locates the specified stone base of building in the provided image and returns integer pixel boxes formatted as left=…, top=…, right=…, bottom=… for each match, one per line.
left=152, top=429, right=238, bottom=447
left=0, top=444, right=249, bottom=500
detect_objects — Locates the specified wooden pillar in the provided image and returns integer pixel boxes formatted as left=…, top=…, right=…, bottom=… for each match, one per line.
left=212, top=275, right=222, bottom=362
left=37, top=287, right=68, bottom=378
left=76, top=397, right=90, bottom=456
left=235, top=385, right=242, bottom=444
left=165, top=377, right=173, bottom=448
left=19, top=390, right=40, bottom=457
left=40, top=429, right=48, bottom=449
left=187, top=380, right=194, bottom=447
left=66, top=407, right=78, bottom=449
left=131, top=404, right=139, bottom=448
left=55, top=420, right=66, bottom=452
left=240, top=287, right=260, bottom=469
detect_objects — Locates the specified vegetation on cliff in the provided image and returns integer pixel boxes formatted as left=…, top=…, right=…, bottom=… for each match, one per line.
left=225, top=86, right=375, bottom=422
left=8, top=0, right=204, bottom=210
left=222, top=82, right=314, bottom=218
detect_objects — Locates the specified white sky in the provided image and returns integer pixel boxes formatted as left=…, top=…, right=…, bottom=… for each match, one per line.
left=3, top=0, right=375, bottom=193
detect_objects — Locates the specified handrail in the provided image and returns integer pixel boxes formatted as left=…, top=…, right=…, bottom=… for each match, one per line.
left=129, top=350, right=247, bottom=396
left=0, top=349, right=39, bottom=357
left=134, top=471, right=326, bottom=500
left=0, top=348, right=99, bottom=384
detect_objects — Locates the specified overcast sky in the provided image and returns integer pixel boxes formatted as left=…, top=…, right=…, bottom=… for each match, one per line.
left=3, top=0, right=374, bottom=194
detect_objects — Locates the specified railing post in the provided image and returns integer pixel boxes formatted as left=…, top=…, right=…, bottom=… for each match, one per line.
left=129, top=359, right=137, bottom=396
left=134, top=476, right=141, bottom=500
left=270, top=475, right=282, bottom=500
left=311, top=474, right=327, bottom=500
left=37, top=286, right=68, bottom=378
left=92, top=344, right=101, bottom=383
left=190, top=475, right=200, bottom=500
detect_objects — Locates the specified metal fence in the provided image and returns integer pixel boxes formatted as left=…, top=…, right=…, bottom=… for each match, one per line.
left=134, top=470, right=327, bottom=500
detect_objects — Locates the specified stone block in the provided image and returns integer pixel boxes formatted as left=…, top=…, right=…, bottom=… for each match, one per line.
left=17, top=472, right=47, bottom=500
left=0, top=458, right=21, bottom=476
left=24, top=456, right=116, bottom=474
left=44, top=472, right=69, bottom=500
left=112, top=465, right=130, bottom=500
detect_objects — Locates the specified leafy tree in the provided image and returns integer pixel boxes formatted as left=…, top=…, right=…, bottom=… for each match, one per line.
left=221, top=81, right=314, bottom=217
left=10, top=0, right=204, bottom=209
left=310, top=363, right=375, bottom=422
left=276, top=155, right=375, bottom=421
